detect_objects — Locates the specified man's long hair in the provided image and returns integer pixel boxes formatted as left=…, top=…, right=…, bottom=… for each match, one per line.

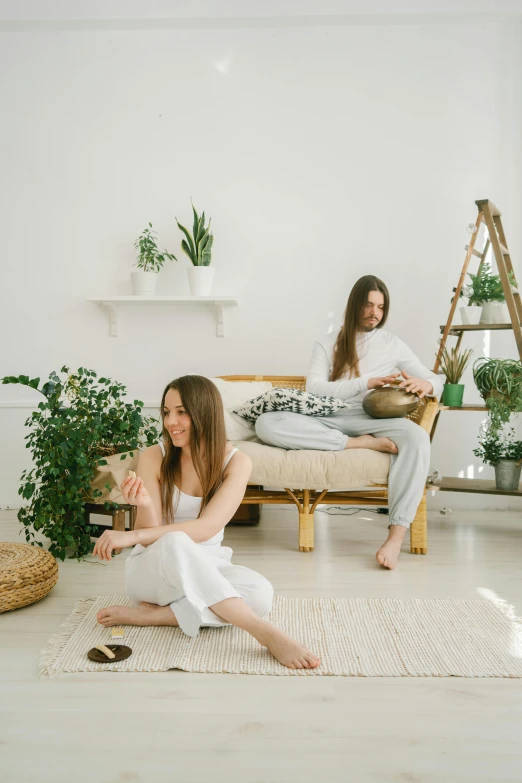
left=160, top=375, right=227, bottom=525
left=331, top=275, right=390, bottom=381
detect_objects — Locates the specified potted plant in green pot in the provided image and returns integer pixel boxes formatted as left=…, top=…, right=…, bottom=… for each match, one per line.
left=132, top=222, right=177, bottom=295
left=473, top=427, right=522, bottom=491
left=2, top=368, right=159, bottom=560
left=176, top=204, right=215, bottom=296
left=439, top=346, right=474, bottom=407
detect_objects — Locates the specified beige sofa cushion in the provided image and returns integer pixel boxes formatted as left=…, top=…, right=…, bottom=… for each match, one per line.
left=233, top=440, right=390, bottom=491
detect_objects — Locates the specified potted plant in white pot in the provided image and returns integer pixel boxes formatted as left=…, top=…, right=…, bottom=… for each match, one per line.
left=131, top=223, right=177, bottom=295
left=176, top=204, right=215, bottom=296
left=475, top=263, right=518, bottom=324
left=453, top=268, right=486, bottom=324
left=438, top=346, right=474, bottom=407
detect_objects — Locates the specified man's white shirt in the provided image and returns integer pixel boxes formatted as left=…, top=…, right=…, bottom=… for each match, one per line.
left=306, top=328, right=443, bottom=404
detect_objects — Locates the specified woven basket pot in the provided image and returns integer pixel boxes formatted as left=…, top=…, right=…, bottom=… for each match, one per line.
left=0, top=543, right=58, bottom=613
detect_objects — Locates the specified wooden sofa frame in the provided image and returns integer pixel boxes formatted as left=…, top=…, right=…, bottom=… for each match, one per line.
left=220, top=375, right=440, bottom=554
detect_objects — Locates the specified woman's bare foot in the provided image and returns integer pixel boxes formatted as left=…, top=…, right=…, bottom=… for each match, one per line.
left=376, top=524, right=407, bottom=569
left=345, top=434, right=398, bottom=454
left=256, top=625, right=321, bottom=670
left=97, top=601, right=179, bottom=627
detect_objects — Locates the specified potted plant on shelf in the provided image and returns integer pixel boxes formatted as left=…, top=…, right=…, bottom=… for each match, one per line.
left=132, top=222, right=177, bottom=295
left=1, top=368, right=159, bottom=560
left=438, top=346, right=474, bottom=407
left=475, top=263, right=517, bottom=324
left=454, top=263, right=518, bottom=325
left=473, top=357, right=522, bottom=432
left=454, top=269, right=486, bottom=325
left=176, top=203, right=215, bottom=296
left=473, top=427, right=522, bottom=491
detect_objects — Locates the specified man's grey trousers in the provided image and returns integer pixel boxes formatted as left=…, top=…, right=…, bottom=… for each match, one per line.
left=255, top=406, right=430, bottom=529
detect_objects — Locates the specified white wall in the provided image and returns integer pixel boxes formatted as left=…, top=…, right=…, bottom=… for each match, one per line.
left=1, top=6, right=522, bottom=511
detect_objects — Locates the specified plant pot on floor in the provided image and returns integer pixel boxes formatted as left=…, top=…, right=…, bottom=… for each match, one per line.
left=480, top=301, right=510, bottom=324
left=187, top=266, right=215, bottom=297
left=442, top=383, right=465, bottom=407
left=494, top=460, right=522, bottom=491
left=459, top=305, right=482, bottom=325
left=131, top=270, right=157, bottom=295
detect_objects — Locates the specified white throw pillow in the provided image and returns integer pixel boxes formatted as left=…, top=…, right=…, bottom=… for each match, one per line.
left=232, top=387, right=350, bottom=424
left=210, top=378, right=273, bottom=441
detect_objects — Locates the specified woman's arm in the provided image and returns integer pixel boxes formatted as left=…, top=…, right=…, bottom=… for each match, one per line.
left=93, top=449, right=253, bottom=560
left=305, top=341, right=371, bottom=400
left=132, top=445, right=163, bottom=529
left=135, top=450, right=252, bottom=547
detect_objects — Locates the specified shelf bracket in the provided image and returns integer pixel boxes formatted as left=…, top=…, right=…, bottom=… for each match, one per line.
left=100, top=301, right=119, bottom=337
left=215, top=302, right=225, bottom=337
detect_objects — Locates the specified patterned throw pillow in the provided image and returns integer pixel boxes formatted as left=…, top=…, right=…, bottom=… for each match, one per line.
left=232, top=388, right=350, bottom=424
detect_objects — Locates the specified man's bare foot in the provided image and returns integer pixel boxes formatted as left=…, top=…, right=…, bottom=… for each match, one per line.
left=256, top=625, right=321, bottom=670
left=345, top=434, right=398, bottom=454
left=376, top=524, right=407, bottom=569
left=97, top=601, right=179, bottom=627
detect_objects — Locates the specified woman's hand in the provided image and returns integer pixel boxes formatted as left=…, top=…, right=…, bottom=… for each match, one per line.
left=120, top=475, right=153, bottom=507
left=367, top=373, right=401, bottom=390
left=399, top=371, right=433, bottom=398
left=92, top=529, right=137, bottom=561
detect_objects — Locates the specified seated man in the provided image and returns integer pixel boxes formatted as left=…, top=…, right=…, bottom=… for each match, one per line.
left=255, top=275, right=443, bottom=570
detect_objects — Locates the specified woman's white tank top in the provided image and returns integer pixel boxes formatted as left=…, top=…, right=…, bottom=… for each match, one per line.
left=158, top=442, right=238, bottom=547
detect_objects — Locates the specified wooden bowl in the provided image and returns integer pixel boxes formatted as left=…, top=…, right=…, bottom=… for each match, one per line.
left=362, top=386, right=420, bottom=419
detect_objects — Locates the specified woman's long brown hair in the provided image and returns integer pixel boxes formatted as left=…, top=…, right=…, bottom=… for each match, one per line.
left=160, top=375, right=227, bottom=525
left=331, top=275, right=390, bottom=381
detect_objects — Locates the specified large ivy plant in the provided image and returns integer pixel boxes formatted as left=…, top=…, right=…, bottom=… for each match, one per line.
left=2, top=367, right=159, bottom=560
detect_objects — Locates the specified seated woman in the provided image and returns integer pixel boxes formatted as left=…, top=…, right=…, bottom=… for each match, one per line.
left=93, top=375, right=320, bottom=670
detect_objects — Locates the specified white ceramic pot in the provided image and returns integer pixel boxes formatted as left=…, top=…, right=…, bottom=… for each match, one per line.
left=480, top=301, right=510, bottom=324
left=187, top=266, right=215, bottom=297
left=131, top=270, right=157, bottom=295
left=459, top=305, right=482, bottom=325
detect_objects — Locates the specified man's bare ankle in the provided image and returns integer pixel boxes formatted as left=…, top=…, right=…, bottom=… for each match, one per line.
left=387, top=523, right=407, bottom=539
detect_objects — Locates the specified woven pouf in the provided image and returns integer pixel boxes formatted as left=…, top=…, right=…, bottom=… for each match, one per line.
left=0, top=543, right=58, bottom=613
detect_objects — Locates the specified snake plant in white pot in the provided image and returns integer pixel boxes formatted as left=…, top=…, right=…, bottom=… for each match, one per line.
left=131, top=223, right=177, bottom=295
left=176, top=204, right=215, bottom=296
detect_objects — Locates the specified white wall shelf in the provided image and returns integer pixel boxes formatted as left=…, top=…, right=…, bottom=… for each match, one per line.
left=88, top=296, right=238, bottom=338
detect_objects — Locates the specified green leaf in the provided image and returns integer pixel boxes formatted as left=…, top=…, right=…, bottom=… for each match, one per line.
left=181, top=239, right=195, bottom=263
left=201, top=233, right=213, bottom=266
left=176, top=219, right=196, bottom=261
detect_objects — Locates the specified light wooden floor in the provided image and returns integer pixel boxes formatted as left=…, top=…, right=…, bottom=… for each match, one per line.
left=1, top=506, right=522, bottom=783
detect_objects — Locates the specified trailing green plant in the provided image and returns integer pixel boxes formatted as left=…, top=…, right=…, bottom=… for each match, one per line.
left=134, top=222, right=177, bottom=272
left=452, top=262, right=517, bottom=305
left=473, top=357, right=522, bottom=433
left=2, top=368, right=159, bottom=560
left=176, top=203, right=213, bottom=266
left=473, top=426, right=522, bottom=467
left=438, top=346, right=474, bottom=385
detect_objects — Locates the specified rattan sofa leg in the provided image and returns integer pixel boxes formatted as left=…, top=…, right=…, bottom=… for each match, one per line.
left=410, top=491, right=427, bottom=555
left=299, top=511, right=314, bottom=552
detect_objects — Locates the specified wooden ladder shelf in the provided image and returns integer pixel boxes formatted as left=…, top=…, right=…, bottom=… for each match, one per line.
left=429, top=198, right=522, bottom=498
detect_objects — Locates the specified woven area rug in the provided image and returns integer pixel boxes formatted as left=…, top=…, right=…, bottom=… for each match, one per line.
left=39, top=595, right=522, bottom=678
